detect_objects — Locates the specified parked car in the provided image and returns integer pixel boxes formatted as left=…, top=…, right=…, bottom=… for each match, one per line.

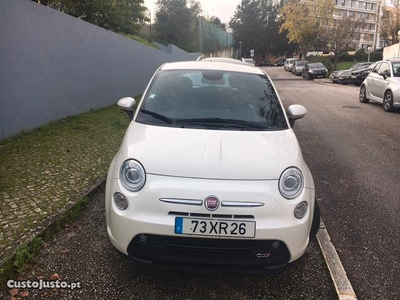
left=284, top=58, right=296, bottom=71
left=302, top=62, right=328, bottom=79
left=274, top=59, right=286, bottom=66
left=338, top=62, right=373, bottom=84
left=259, top=61, right=272, bottom=67
left=360, top=59, right=400, bottom=112
left=330, top=62, right=372, bottom=83
left=107, top=61, right=320, bottom=269
left=291, top=60, right=309, bottom=76
left=242, top=58, right=255, bottom=66
left=201, top=57, right=244, bottom=65
left=350, top=62, right=377, bottom=86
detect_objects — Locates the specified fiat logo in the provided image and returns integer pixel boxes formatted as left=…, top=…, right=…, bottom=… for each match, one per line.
left=205, top=195, right=219, bottom=211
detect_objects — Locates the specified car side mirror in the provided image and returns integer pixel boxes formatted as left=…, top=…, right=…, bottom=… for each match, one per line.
left=379, top=72, right=388, bottom=80
left=117, top=97, right=137, bottom=121
left=287, top=105, right=307, bottom=127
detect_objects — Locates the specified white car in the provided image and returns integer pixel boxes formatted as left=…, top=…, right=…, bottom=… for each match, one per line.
left=284, top=58, right=296, bottom=71
left=242, top=58, right=255, bottom=66
left=359, top=59, right=400, bottom=112
left=106, top=61, right=320, bottom=269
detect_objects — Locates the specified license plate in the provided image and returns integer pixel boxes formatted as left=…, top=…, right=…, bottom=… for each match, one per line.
left=174, top=217, right=255, bottom=238
left=351, top=75, right=357, bottom=79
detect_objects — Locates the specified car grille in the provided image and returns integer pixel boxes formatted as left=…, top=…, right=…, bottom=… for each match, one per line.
left=127, top=234, right=291, bottom=267
left=168, top=211, right=255, bottom=219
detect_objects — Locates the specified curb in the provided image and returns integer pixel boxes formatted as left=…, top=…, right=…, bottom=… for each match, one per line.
left=317, top=220, right=357, bottom=300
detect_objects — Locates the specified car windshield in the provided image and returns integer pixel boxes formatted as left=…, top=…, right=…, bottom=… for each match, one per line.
left=297, top=61, right=307, bottom=66
left=244, top=59, right=254, bottom=64
left=308, top=63, right=325, bottom=68
left=136, top=70, right=288, bottom=131
left=392, top=62, right=400, bottom=77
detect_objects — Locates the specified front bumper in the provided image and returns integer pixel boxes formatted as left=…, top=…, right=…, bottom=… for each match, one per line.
left=106, top=173, right=315, bottom=267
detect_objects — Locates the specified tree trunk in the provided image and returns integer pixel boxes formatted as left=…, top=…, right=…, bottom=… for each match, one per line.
left=334, top=53, right=339, bottom=71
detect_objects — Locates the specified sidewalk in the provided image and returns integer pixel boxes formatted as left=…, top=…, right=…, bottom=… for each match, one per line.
left=0, top=105, right=128, bottom=266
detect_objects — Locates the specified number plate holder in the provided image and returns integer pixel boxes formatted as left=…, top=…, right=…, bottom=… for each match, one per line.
left=174, top=217, right=256, bottom=238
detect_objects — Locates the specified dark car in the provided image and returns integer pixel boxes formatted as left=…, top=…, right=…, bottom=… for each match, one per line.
left=350, top=62, right=377, bottom=86
left=330, top=62, right=372, bottom=83
left=302, top=62, right=328, bottom=79
left=274, top=59, right=285, bottom=66
left=338, top=62, right=374, bottom=84
left=259, top=61, right=272, bottom=67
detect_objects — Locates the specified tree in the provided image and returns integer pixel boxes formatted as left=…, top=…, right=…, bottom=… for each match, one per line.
left=380, top=4, right=400, bottom=45
left=279, top=0, right=334, bottom=58
left=229, top=0, right=290, bottom=59
left=48, top=0, right=148, bottom=35
left=154, top=0, right=201, bottom=51
left=209, top=16, right=227, bottom=31
left=322, top=17, right=364, bottom=70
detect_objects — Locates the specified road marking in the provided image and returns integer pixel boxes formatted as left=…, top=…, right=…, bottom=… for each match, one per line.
left=317, top=220, right=357, bottom=300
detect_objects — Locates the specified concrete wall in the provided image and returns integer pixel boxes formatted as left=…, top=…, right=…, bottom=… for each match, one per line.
left=383, top=43, right=400, bottom=60
left=0, top=0, right=197, bottom=140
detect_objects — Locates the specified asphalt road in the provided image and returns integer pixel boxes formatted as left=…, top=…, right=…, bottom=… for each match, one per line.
left=265, top=67, right=400, bottom=300
left=2, top=67, right=398, bottom=300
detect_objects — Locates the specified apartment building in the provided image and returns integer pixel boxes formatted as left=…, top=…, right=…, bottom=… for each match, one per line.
left=333, top=0, right=384, bottom=49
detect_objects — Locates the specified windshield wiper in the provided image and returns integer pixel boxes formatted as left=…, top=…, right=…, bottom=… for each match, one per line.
left=175, top=118, right=267, bottom=129
left=140, top=109, right=173, bottom=124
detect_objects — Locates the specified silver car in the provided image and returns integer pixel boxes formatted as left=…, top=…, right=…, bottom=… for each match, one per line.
left=284, top=58, right=296, bottom=71
left=359, top=59, right=400, bottom=112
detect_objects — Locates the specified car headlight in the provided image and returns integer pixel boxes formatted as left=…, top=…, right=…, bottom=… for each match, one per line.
left=279, top=167, right=304, bottom=199
left=309, top=70, right=314, bottom=73
left=325, top=68, right=328, bottom=73
left=120, top=159, right=146, bottom=192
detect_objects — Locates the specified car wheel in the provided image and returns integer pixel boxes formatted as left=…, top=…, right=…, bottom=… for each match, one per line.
left=383, top=91, right=395, bottom=112
left=309, top=74, right=313, bottom=80
left=359, top=85, right=369, bottom=103
left=309, top=202, right=320, bottom=241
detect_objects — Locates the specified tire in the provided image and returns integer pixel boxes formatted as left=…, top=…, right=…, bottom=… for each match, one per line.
left=309, top=74, right=313, bottom=80
left=383, top=91, right=395, bottom=112
left=309, top=202, right=320, bottom=241
left=359, top=85, right=369, bottom=103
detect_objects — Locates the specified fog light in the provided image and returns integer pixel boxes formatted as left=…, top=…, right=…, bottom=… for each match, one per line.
left=114, top=192, right=128, bottom=210
left=294, top=201, right=308, bottom=219
left=272, top=241, right=281, bottom=249
left=139, top=234, right=147, bottom=243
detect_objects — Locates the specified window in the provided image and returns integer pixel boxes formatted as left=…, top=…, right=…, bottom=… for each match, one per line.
left=372, top=63, right=381, bottom=74
left=378, top=63, right=390, bottom=77
left=137, top=70, right=288, bottom=131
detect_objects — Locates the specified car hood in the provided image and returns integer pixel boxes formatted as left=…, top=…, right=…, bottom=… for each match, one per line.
left=310, top=68, right=326, bottom=72
left=116, top=122, right=305, bottom=180
left=352, top=67, right=372, bottom=75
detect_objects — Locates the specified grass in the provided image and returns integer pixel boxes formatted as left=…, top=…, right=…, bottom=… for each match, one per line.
left=0, top=100, right=141, bottom=283
left=123, top=34, right=158, bottom=49
left=0, top=195, right=91, bottom=284
left=335, top=61, right=357, bottom=71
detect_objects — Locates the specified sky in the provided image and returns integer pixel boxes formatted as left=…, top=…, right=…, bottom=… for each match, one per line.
left=143, top=0, right=241, bottom=24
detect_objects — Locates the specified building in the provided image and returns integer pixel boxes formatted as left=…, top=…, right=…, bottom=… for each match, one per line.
left=333, top=0, right=384, bottom=50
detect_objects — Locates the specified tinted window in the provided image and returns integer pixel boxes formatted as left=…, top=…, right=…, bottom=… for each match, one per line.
left=137, top=70, right=288, bottom=131
left=392, top=62, right=400, bottom=77
left=308, top=63, right=325, bottom=68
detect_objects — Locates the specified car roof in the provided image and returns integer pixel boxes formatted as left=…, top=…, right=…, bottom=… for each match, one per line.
left=201, top=57, right=243, bottom=65
left=385, top=58, right=400, bottom=63
left=160, top=61, right=264, bottom=75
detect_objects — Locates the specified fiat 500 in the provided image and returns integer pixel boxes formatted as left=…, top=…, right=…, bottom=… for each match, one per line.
left=106, top=61, right=320, bottom=269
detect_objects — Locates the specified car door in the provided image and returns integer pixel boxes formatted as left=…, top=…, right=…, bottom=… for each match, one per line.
left=366, top=63, right=381, bottom=98
left=370, top=62, right=390, bottom=100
